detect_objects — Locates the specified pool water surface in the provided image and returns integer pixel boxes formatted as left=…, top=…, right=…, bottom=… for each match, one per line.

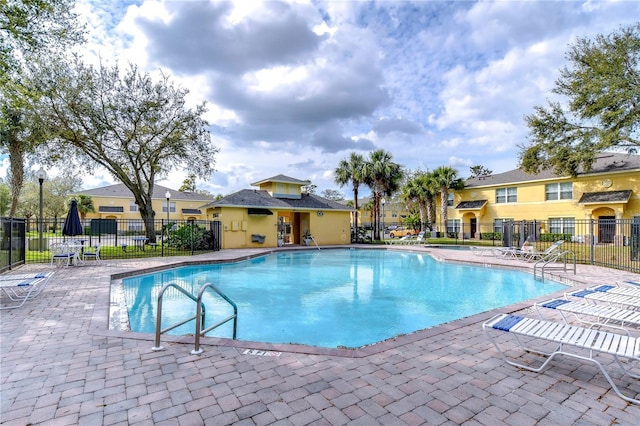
left=122, top=249, right=567, bottom=348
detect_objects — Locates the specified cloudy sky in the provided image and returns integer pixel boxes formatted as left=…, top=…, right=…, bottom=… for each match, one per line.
left=18, top=1, right=640, bottom=197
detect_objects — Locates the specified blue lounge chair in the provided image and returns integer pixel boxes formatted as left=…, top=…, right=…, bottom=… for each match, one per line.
left=483, top=313, right=640, bottom=404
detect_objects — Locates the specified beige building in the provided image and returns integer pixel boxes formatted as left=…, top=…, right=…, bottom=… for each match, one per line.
left=75, top=183, right=214, bottom=228
left=201, top=175, right=353, bottom=249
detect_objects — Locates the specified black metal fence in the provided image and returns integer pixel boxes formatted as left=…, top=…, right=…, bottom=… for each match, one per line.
left=0, top=217, right=27, bottom=272
left=369, top=218, right=640, bottom=274
left=25, top=218, right=221, bottom=264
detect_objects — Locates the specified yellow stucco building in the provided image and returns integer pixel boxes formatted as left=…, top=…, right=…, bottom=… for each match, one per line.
left=75, top=183, right=213, bottom=227
left=201, top=175, right=353, bottom=249
left=446, top=153, right=640, bottom=244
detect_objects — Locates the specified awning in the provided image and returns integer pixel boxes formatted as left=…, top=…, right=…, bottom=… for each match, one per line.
left=248, top=208, right=273, bottom=215
left=578, top=190, right=632, bottom=204
left=455, top=200, right=487, bottom=210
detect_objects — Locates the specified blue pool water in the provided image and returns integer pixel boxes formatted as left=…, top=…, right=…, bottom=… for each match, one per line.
left=122, top=249, right=567, bottom=348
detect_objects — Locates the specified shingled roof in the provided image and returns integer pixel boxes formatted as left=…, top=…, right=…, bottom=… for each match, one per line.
left=202, top=189, right=353, bottom=211
left=578, top=190, right=632, bottom=204
left=73, top=183, right=215, bottom=202
left=464, top=153, right=640, bottom=188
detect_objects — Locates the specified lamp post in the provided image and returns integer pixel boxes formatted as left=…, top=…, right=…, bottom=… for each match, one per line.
left=165, top=191, right=171, bottom=225
left=36, top=169, right=46, bottom=252
left=381, top=198, right=386, bottom=237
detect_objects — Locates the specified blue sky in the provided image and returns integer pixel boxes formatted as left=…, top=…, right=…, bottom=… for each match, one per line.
left=7, top=1, right=640, bottom=197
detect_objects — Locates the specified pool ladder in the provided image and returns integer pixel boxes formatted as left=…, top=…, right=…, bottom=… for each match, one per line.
left=533, top=250, right=576, bottom=282
left=152, top=282, right=238, bottom=355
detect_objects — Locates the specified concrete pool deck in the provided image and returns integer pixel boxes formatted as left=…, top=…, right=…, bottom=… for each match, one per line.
left=1, top=245, right=639, bottom=425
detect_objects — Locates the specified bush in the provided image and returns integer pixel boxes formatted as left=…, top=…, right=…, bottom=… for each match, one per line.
left=166, top=222, right=212, bottom=250
left=539, top=233, right=572, bottom=242
left=480, top=232, right=502, bottom=240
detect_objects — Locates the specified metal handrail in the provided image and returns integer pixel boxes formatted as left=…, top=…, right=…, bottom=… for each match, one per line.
left=192, top=282, right=238, bottom=355
left=152, top=282, right=205, bottom=351
left=534, top=250, right=576, bottom=282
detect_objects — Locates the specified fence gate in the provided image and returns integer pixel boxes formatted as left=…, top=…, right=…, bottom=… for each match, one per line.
left=210, top=220, right=222, bottom=251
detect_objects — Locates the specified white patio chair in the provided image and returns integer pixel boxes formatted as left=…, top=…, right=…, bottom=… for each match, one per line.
left=82, top=244, right=102, bottom=264
left=50, top=243, right=75, bottom=267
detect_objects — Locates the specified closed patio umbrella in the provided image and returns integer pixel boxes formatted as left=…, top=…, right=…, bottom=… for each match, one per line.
left=62, top=199, right=83, bottom=237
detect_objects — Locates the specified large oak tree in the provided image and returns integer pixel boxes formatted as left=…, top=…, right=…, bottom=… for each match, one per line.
left=520, top=23, right=640, bottom=176
left=34, top=59, right=218, bottom=242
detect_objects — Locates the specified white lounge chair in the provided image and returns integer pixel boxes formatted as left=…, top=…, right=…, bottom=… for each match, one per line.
left=520, top=240, right=565, bottom=262
left=0, top=271, right=54, bottom=282
left=0, top=273, right=54, bottom=310
left=566, top=289, right=640, bottom=309
left=483, top=313, right=640, bottom=404
left=535, top=298, right=640, bottom=336
left=587, top=284, right=640, bottom=299
left=470, top=246, right=508, bottom=257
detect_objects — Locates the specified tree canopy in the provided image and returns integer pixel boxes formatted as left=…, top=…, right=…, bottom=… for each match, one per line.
left=1, top=0, right=85, bottom=215
left=33, top=59, right=218, bottom=241
left=520, top=23, right=640, bottom=176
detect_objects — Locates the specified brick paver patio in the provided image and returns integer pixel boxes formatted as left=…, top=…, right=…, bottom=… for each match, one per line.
left=1, top=246, right=639, bottom=425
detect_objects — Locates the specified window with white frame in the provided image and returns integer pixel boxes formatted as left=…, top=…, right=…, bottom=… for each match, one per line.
left=493, top=218, right=513, bottom=233
left=545, top=182, right=573, bottom=201
left=128, top=220, right=144, bottom=231
left=548, top=217, right=575, bottom=235
left=129, top=201, right=138, bottom=212
left=163, top=201, right=176, bottom=213
left=496, top=187, right=517, bottom=203
left=447, top=193, right=454, bottom=207
left=446, top=219, right=460, bottom=234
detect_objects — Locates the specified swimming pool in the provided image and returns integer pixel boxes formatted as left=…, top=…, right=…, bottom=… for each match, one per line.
left=122, top=249, right=567, bottom=348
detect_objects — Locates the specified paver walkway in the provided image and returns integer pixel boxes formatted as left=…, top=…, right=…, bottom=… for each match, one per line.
left=1, top=246, right=640, bottom=425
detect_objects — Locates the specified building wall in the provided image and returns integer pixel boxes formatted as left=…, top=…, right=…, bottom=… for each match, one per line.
left=216, top=208, right=278, bottom=249
left=83, top=195, right=208, bottom=221
left=307, top=210, right=351, bottom=245
left=215, top=207, right=351, bottom=248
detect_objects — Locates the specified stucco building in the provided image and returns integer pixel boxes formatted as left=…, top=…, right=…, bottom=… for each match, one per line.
left=202, top=175, right=353, bottom=249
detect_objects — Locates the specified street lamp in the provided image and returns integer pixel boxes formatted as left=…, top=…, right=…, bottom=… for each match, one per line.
left=36, top=169, right=47, bottom=252
left=381, top=198, right=386, bottom=236
left=165, top=191, right=171, bottom=224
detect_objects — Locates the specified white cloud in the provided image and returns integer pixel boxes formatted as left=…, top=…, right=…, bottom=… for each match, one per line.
left=12, top=0, right=640, bottom=193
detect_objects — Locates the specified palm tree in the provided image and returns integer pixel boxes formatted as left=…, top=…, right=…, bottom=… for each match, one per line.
left=334, top=152, right=365, bottom=229
left=432, top=166, right=464, bottom=234
left=361, top=149, right=404, bottom=240
left=74, top=194, right=95, bottom=221
left=401, top=171, right=438, bottom=232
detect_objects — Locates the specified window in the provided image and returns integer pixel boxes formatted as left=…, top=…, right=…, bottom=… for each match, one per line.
left=128, top=220, right=143, bottom=231
left=496, top=187, right=517, bottom=203
left=391, top=211, right=398, bottom=218
left=548, top=217, right=575, bottom=235
left=446, top=219, right=460, bottom=233
left=163, top=201, right=176, bottom=213
left=129, top=201, right=138, bottom=212
left=546, top=182, right=573, bottom=201
left=447, top=193, right=454, bottom=207
left=493, top=218, right=513, bottom=233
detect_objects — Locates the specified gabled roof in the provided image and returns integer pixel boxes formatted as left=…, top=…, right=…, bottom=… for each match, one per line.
left=464, top=153, right=640, bottom=188
left=250, top=175, right=311, bottom=186
left=73, top=183, right=215, bottom=202
left=202, top=189, right=353, bottom=211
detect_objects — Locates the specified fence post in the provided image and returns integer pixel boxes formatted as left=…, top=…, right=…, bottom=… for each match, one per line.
left=589, top=219, right=595, bottom=265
